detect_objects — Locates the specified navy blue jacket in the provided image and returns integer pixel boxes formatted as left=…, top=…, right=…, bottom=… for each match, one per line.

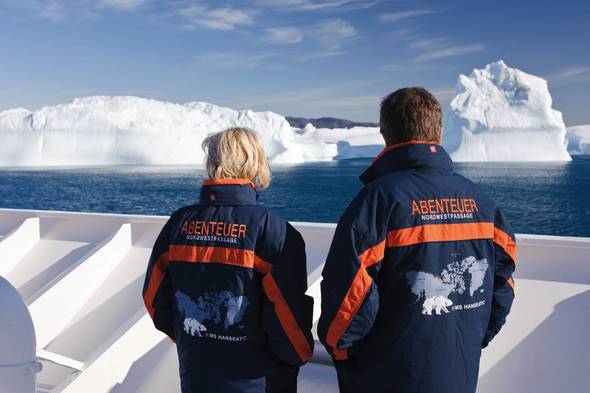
left=318, top=142, right=516, bottom=393
left=143, top=179, right=314, bottom=393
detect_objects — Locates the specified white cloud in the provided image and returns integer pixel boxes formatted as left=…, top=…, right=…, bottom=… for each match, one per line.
left=226, top=86, right=380, bottom=117
left=255, top=0, right=376, bottom=12
left=179, top=4, right=254, bottom=31
left=381, top=36, right=483, bottom=70
left=2, top=0, right=146, bottom=20
left=386, top=28, right=416, bottom=42
left=408, top=38, right=448, bottom=51
left=5, top=0, right=69, bottom=20
left=546, top=66, right=590, bottom=85
left=264, top=27, right=304, bottom=44
left=379, top=9, right=438, bottom=23
left=100, top=0, right=145, bottom=11
left=263, top=18, right=356, bottom=55
left=38, top=1, right=65, bottom=20
left=413, top=43, right=484, bottom=62
left=392, top=35, right=485, bottom=64
left=314, top=18, right=356, bottom=49
left=197, top=52, right=280, bottom=68
left=257, top=0, right=348, bottom=10
left=296, top=49, right=347, bottom=61
left=230, top=87, right=337, bottom=106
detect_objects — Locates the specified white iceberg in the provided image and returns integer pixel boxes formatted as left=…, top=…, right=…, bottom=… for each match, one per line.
left=443, top=60, right=572, bottom=162
left=566, top=124, right=590, bottom=155
left=294, top=125, right=383, bottom=160
left=0, top=96, right=340, bottom=166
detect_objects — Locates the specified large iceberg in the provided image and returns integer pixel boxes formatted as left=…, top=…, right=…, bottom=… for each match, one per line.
left=566, top=124, right=590, bottom=155
left=0, top=96, right=342, bottom=166
left=443, top=61, right=572, bottom=162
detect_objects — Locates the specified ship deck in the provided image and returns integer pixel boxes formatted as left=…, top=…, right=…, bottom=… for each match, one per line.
left=0, top=208, right=588, bottom=392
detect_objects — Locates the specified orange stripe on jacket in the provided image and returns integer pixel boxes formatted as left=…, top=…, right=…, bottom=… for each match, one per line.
left=333, top=348, right=348, bottom=361
left=326, top=240, right=386, bottom=359
left=507, top=277, right=516, bottom=292
left=493, top=227, right=518, bottom=262
left=387, top=222, right=496, bottom=247
left=254, top=255, right=273, bottom=274
left=262, top=271, right=312, bottom=362
left=387, top=222, right=517, bottom=263
left=143, top=251, right=170, bottom=319
left=169, top=245, right=272, bottom=273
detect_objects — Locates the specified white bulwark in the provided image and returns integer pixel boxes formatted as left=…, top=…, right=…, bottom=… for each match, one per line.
left=0, top=208, right=588, bottom=392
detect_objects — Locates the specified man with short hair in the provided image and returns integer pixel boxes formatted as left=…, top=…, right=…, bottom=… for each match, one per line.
left=318, top=87, right=516, bottom=393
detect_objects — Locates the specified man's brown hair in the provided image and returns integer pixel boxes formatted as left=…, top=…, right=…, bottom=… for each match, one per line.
left=380, top=87, right=442, bottom=146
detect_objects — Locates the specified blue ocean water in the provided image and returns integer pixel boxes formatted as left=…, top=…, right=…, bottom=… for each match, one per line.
left=1, top=156, right=589, bottom=237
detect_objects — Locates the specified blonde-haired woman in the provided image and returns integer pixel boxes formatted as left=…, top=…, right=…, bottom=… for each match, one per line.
left=143, top=127, right=314, bottom=393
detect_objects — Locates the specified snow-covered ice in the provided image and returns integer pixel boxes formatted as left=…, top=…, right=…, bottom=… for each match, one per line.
left=0, top=96, right=323, bottom=166
left=443, top=60, right=571, bottom=162
left=295, top=124, right=383, bottom=160
left=566, top=124, right=590, bottom=155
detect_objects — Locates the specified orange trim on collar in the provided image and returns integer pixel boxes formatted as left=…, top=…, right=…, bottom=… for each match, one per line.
left=372, top=140, right=439, bottom=164
left=202, top=179, right=256, bottom=188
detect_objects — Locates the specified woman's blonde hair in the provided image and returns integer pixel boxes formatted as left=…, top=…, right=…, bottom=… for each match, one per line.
left=202, top=127, right=271, bottom=189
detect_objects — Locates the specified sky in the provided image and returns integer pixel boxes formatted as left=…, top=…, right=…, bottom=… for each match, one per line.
left=0, top=0, right=588, bottom=124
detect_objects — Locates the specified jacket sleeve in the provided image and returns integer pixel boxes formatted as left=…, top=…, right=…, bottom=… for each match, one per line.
left=318, top=186, right=389, bottom=361
left=483, top=209, right=517, bottom=348
left=142, top=218, right=175, bottom=340
left=261, top=223, right=314, bottom=365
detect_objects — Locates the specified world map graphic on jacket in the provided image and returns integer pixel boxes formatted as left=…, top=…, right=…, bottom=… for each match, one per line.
left=406, top=256, right=489, bottom=315
left=175, top=290, right=250, bottom=337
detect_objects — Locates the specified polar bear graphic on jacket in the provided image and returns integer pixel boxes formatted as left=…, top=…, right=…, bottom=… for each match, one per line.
left=175, top=290, right=250, bottom=337
left=422, top=296, right=453, bottom=315
left=183, top=316, right=207, bottom=336
left=176, top=291, right=208, bottom=336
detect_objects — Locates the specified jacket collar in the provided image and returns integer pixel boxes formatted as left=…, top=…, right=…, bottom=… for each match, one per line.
left=360, top=141, right=453, bottom=185
left=199, top=179, right=258, bottom=205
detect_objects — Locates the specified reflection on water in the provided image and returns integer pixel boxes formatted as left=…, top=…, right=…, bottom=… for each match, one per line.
left=0, top=156, right=589, bottom=237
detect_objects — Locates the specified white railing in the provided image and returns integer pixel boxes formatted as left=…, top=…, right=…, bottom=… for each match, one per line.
left=0, top=208, right=588, bottom=393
